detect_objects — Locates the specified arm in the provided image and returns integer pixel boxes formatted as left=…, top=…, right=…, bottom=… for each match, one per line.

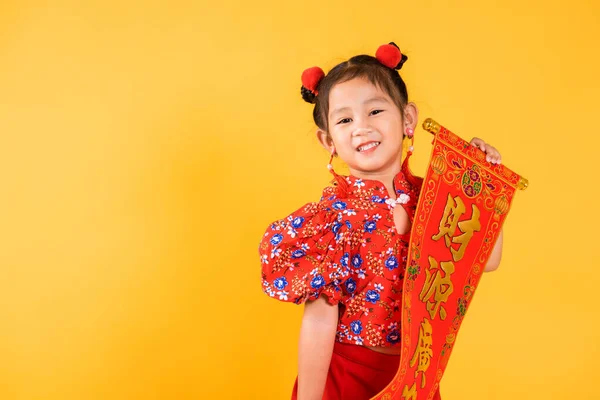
left=297, top=296, right=339, bottom=400
left=484, top=229, right=503, bottom=272
left=468, top=137, right=503, bottom=273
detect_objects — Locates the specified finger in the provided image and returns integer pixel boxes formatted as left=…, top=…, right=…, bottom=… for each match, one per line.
left=470, top=138, right=484, bottom=148
left=485, top=146, right=499, bottom=158
left=487, top=148, right=502, bottom=163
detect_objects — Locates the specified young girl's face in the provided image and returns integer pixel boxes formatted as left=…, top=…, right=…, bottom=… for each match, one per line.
left=323, top=77, right=406, bottom=177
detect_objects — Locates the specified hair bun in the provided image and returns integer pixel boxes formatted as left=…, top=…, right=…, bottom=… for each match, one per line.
left=300, top=86, right=317, bottom=104
left=396, top=54, right=408, bottom=70
left=376, top=42, right=407, bottom=70
left=301, top=66, right=325, bottom=100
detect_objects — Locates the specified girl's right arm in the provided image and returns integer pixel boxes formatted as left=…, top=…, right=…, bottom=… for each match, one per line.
left=297, top=296, right=339, bottom=400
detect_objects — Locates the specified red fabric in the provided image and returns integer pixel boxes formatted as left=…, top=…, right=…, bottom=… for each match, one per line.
left=291, top=342, right=441, bottom=400
left=374, top=123, right=522, bottom=398
left=259, top=158, right=422, bottom=348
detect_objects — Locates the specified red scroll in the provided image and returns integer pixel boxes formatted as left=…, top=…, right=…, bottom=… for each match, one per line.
left=373, top=119, right=528, bottom=400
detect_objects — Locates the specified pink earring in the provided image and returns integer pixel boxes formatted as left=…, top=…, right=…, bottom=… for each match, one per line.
left=405, top=127, right=415, bottom=153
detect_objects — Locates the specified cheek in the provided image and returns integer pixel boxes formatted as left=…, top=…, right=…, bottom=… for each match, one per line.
left=329, top=130, right=349, bottom=147
left=381, top=119, right=403, bottom=138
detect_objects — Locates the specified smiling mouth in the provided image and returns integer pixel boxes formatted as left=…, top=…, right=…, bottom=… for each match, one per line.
left=357, top=142, right=381, bottom=152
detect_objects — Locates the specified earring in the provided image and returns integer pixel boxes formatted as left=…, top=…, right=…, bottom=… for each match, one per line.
left=405, top=127, right=415, bottom=152
left=327, top=148, right=336, bottom=171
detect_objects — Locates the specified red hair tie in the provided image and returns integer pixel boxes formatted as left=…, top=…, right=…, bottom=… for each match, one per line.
left=301, top=66, right=325, bottom=95
left=376, top=42, right=403, bottom=69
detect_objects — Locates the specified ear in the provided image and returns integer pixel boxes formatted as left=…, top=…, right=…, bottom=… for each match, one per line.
left=403, top=102, right=419, bottom=132
left=316, top=129, right=335, bottom=153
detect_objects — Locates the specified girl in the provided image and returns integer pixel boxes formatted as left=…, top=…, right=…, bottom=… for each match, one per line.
left=259, top=42, right=503, bottom=400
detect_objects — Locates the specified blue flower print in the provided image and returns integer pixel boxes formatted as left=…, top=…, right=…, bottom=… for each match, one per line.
left=273, top=277, right=288, bottom=290
left=351, top=254, right=363, bottom=269
left=386, top=330, right=400, bottom=344
left=291, top=249, right=306, bottom=259
left=332, top=221, right=342, bottom=234
left=345, top=277, right=356, bottom=293
left=345, top=220, right=352, bottom=229
left=310, top=274, right=325, bottom=289
left=371, top=195, right=386, bottom=204
left=332, top=201, right=347, bottom=210
left=350, top=320, right=363, bottom=335
left=292, top=216, right=305, bottom=229
left=366, top=290, right=380, bottom=304
left=270, top=233, right=283, bottom=246
left=340, top=253, right=349, bottom=267
left=385, top=255, right=399, bottom=270
left=364, top=220, right=377, bottom=233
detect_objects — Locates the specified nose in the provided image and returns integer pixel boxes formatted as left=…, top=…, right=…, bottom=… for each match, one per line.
left=352, top=127, right=372, bottom=137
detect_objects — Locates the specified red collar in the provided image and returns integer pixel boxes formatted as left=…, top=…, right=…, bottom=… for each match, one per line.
left=343, top=169, right=414, bottom=202
left=328, top=157, right=421, bottom=218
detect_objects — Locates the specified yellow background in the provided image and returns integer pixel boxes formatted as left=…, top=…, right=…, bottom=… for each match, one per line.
left=1, top=0, right=598, bottom=399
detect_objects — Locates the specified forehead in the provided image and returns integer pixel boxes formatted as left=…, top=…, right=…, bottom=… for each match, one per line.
left=328, top=77, right=392, bottom=107
left=328, top=77, right=393, bottom=117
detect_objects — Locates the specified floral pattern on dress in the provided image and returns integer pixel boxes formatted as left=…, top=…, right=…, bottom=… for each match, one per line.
left=259, top=163, right=423, bottom=348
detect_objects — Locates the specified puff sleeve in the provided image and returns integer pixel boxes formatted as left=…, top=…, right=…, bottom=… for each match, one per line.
left=259, top=190, right=360, bottom=305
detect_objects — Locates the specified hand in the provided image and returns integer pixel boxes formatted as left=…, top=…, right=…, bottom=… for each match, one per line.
left=470, top=137, right=502, bottom=164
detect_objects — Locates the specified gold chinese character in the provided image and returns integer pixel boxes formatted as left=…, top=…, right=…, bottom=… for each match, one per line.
left=419, top=256, right=454, bottom=320
left=402, top=382, right=418, bottom=400
left=432, top=194, right=481, bottom=261
left=409, top=318, right=433, bottom=389
left=451, top=204, right=481, bottom=261
left=433, top=193, right=465, bottom=246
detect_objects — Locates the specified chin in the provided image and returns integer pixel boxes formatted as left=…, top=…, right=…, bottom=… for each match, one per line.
left=360, top=157, right=398, bottom=171
left=352, top=162, right=388, bottom=174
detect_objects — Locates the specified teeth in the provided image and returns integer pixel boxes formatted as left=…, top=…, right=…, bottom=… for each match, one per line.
left=358, top=142, right=380, bottom=152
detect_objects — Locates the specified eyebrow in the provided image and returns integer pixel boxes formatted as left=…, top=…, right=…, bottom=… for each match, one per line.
left=330, top=96, right=391, bottom=118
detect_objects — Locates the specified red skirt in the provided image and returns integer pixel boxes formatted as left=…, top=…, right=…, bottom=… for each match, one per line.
left=291, top=342, right=441, bottom=400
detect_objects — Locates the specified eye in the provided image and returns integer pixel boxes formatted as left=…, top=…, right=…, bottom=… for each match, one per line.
left=370, top=110, right=384, bottom=115
left=337, top=118, right=352, bottom=125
